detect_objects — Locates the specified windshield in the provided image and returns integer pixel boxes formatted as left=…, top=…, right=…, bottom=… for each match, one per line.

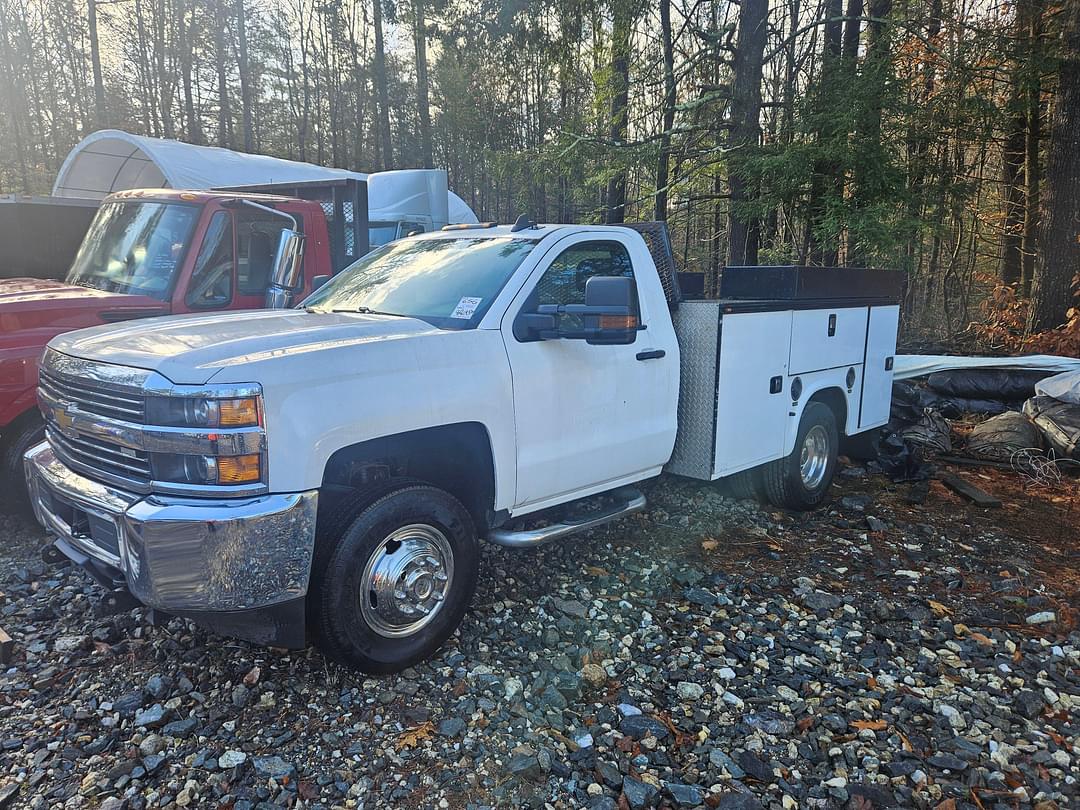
left=303, top=236, right=537, bottom=328
left=67, top=200, right=199, bottom=299
left=368, top=221, right=399, bottom=247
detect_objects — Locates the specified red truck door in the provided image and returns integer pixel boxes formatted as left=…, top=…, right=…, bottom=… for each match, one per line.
left=173, top=202, right=327, bottom=312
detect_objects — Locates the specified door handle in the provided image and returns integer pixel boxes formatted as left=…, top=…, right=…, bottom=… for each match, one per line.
left=636, top=349, right=666, bottom=361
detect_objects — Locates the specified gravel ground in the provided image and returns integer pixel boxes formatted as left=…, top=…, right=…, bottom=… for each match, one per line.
left=0, top=462, right=1076, bottom=810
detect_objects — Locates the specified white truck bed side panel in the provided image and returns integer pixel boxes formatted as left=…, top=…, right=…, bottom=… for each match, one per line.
left=858, top=304, right=900, bottom=429
left=789, top=307, right=869, bottom=374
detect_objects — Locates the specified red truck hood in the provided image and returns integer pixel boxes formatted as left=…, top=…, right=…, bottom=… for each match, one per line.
left=0, top=278, right=169, bottom=336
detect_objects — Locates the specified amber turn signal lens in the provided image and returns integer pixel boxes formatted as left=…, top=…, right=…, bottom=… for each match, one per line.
left=218, top=398, right=260, bottom=427
left=217, top=454, right=261, bottom=484
left=599, top=315, right=639, bottom=329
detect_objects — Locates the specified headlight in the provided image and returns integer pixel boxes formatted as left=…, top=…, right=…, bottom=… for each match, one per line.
left=146, top=396, right=261, bottom=428
left=151, top=453, right=262, bottom=486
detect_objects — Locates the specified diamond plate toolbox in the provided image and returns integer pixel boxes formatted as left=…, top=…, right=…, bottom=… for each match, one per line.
left=666, top=301, right=722, bottom=480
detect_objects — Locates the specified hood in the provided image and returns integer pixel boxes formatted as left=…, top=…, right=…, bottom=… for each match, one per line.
left=0, top=277, right=168, bottom=333
left=48, top=308, right=441, bottom=384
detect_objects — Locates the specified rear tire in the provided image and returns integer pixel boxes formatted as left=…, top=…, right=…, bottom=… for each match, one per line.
left=725, top=466, right=765, bottom=502
left=762, top=402, right=838, bottom=510
left=1, top=416, right=44, bottom=513
left=311, top=484, right=479, bottom=673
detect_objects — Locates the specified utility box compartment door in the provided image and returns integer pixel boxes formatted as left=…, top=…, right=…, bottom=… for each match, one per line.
left=789, top=307, right=869, bottom=374
left=858, top=304, right=900, bottom=430
left=713, top=310, right=792, bottom=476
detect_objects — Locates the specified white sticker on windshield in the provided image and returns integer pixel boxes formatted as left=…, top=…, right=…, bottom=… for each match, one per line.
left=451, top=296, right=483, bottom=319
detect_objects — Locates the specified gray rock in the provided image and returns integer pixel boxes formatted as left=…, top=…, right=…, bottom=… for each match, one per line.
left=252, top=756, right=296, bottom=781
left=507, top=753, right=543, bottom=781
left=162, top=717, right=197, bottom=738
left=709, top=748, right=746, bottom=778
left=664, top=782, right=703, bottom=806
left=622, top=776, right=659, bottom=809
left=218, top=750, right=247, bottom=768
left=134, top=704, right=169, bottom=728
left=620, top=714, right=670, bottom=740
left=676, top=681, right=704, bottom=701
left=802, top=591, right=841, bottom=611
left=551, top=597, right=589, bottom=618
left=927, top=752, right=968, bottom=772
left=438, top=717, right=467, bottom=737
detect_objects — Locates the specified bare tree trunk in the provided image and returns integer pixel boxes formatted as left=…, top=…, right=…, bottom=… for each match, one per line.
left=214, top=0, right=232, bottom=147
left=1021, top=0, right=1043, bottom=296
left=0, top=9, right=29, bottom=191
left=727, top=0, right=767, bottom=266
left=87, top=0, right=106, bottom=127
left=1031, top=0, right=1080, bottom=330
left=605, top=0, right=631, bottom=223
left=177, top=0, right=203, bottom=143
left=413, top=0, right=433, bottom=167
left=654, top=0, right=675, bottom=221
left=373, top=0, right=393, bottom=169
left=236, top=0, right=254, bottom=151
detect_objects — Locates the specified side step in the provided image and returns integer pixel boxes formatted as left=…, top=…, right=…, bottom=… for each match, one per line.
left=486, top=486, right=646, bottom=549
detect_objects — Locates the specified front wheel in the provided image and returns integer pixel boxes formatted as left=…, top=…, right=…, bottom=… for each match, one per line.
left=762, top=402, right=839, bottom=510
left=311, top=484, right=478, bottom=673
left=1, top=416, right=45, bottom=513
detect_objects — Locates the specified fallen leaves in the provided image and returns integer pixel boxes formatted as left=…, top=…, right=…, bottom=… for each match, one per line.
left=850, top=719, right=888, bottom=731
left=395, top=721, right=435, bottom=750
left=928, top=599, right=952, bottom=617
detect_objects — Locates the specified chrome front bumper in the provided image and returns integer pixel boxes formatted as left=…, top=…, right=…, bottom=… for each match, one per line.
left=25, top=442, right=318, bottom=620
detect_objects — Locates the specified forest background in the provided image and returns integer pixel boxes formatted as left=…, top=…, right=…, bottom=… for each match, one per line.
left=2, top=0, right=1080, bottom=351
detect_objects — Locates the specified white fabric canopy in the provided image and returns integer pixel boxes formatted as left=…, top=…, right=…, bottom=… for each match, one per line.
left=52, top=130, right=477, bottom=225
left=894, top=353, right=1080, bottom=380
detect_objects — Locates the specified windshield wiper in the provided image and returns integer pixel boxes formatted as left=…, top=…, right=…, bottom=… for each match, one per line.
left=308, top=306, right=404, bottom=317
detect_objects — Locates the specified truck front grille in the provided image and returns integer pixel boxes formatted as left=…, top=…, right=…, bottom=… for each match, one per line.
left=47, top=427, right=152, bottom=487
left=39, top=366, right=145, bottom=423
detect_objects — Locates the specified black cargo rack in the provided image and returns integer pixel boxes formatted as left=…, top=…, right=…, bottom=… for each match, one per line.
left=215, top=177, right=369, bottom=273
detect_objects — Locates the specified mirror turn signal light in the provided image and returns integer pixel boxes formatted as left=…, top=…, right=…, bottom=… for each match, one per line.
left=599, top=315, right=640, bottom=329
left=217, top=454, right=261, bottom=484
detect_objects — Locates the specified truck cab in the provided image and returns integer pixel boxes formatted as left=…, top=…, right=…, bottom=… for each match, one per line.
left=0, top=188, right=340, bottom=504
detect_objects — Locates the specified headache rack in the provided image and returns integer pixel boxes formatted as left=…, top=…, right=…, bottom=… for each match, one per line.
left=216, top=177, right=369, bottom=273
left=617, top=221, right=681, bottom=308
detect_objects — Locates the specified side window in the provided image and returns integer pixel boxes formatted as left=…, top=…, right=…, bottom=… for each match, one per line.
left=237, top=210, right=295, bottom=295
left=186, top=212, right=234, bottom=308
left=533, top=240, right=637, bottom=329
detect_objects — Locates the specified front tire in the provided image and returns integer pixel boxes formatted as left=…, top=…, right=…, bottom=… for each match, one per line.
left=1, top=416, right=44, bottom=513
left=311, top=484, right=479, bottom=673
left=762, top=402, right=838, bottom=510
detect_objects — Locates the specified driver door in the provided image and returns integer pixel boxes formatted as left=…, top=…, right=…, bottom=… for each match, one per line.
left=501, top=232, right=679, bottom=512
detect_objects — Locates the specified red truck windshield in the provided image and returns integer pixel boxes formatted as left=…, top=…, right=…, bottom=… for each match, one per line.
left=67, top=200, right=199, bottom=300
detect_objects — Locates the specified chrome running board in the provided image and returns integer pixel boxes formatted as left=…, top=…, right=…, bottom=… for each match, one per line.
left=486, top=487, right=646, bottom=549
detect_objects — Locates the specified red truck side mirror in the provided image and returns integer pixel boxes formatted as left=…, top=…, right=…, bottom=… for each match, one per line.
left=265, top=229, right=306, bottom=308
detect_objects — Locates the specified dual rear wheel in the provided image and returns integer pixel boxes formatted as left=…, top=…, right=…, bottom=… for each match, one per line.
left=726, top=402, right=840, bottom=510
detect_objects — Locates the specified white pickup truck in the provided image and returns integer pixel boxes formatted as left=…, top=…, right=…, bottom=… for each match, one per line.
left=26, top=221, right=901, bottom=672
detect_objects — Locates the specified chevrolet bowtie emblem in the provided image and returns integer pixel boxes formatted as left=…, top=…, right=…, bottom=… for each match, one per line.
left=54, top=404, right=76, bottom=434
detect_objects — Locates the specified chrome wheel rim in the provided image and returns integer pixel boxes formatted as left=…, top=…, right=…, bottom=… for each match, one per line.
left=799, top=424, right=830, bottom=490
left=359, top=524, right=453, bottom=638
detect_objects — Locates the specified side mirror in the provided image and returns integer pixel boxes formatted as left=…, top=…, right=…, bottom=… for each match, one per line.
left=521, top=276, right=643, bottom=345
left=265, top=229, right=306, bottom=309
left=311, top=274, right=330, bottom=291
left=580, top=276, right=641, bottom=345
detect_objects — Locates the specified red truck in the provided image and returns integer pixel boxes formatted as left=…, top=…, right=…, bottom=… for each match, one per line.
left=0, top=179, right=369, bottom=506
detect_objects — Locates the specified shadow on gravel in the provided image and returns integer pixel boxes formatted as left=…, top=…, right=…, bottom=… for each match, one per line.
left=0, top=460, right=1076, bottom=809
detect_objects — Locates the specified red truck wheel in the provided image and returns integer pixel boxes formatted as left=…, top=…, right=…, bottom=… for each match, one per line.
left=310, top=484, right=479, bottom=673
left=1, top=417, right=44, bottom=512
